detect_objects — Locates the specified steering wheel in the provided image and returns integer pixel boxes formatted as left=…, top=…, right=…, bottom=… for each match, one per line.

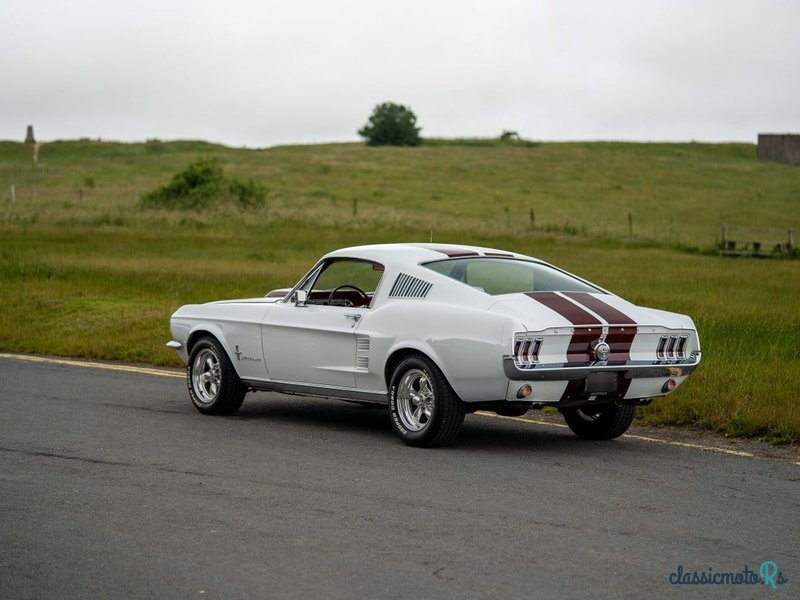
left=327, top=285, right=369, bottom=307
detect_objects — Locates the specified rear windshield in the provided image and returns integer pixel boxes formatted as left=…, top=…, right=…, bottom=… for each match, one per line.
left=422, top=257, right=602, bottom=295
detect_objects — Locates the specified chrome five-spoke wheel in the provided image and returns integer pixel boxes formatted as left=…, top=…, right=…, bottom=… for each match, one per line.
left=187, top=336, right=246, bottom=415
left=388, top=355, right=465, bottom=447
left=191, top=348, right=222, bottom=404
left=396, top=369, right=435, bottom=431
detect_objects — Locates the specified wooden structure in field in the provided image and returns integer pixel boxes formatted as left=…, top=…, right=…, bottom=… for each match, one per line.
left=720, top=225, right=794, bottom=257
left=757, top=134, right=800, bottom=166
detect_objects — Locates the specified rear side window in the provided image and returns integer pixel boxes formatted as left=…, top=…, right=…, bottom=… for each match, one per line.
left=423, top=258, right=601, bottom=295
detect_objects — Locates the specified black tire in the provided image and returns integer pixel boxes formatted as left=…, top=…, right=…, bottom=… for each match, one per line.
left=561, top=403, right=635, bottom=440
left=388, top=355, right=465, bottom=447
left=187, top=336, right=246, bottom=415
left=494, top=403, right=532, bottom=417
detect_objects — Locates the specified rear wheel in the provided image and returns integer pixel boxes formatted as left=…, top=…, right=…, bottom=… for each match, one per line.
left=388, top=355, right=465, bottom=447
left=561, top=403, right=635, bottom=440
left=187, top=336, right=246, bottom=415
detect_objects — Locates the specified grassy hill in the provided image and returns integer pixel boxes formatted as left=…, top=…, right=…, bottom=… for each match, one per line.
left=1, top=139, right=798, bottom=443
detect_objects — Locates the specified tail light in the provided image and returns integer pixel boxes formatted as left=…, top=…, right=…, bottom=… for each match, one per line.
left=513, top=335, right=543, bottom=367
left=676, top=336, right=688, bottom=358
left=657, top=335, right=689, bottom=360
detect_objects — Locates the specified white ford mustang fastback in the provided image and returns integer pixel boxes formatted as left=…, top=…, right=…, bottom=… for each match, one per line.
left=168, top=243, right=701, bottom=447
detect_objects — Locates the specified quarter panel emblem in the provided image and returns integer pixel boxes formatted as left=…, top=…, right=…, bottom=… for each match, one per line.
left=233, top=344, right=261, bottom=362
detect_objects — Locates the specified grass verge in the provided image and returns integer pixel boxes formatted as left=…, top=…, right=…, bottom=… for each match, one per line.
left=1, top=139, right=798, bottom=443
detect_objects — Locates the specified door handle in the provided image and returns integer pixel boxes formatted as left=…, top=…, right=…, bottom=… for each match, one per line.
left=344, top=313, right=362, bottom=322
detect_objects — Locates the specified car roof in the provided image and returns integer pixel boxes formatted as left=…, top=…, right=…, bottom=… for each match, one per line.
left=323, top=243, right=532, bottom=265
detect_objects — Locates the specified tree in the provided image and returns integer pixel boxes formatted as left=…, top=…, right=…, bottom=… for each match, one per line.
left=358, top=102, right=421, bottom=146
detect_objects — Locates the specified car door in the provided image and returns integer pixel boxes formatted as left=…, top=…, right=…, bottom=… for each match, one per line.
left=260, top=258, right=384, bottom=389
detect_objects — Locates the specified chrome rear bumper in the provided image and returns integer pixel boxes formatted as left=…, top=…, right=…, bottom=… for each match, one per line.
left=503, top=353, right=701, bottom=381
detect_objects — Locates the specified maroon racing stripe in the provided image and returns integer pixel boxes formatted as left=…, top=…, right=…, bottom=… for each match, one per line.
left=559, top=379, right=584, bottom=402
left=412, top=244, right=480, bottom=258
left=563, top=292, right=637, bottom=359
left=605, top=326, right=636, bottom=361
left=562, top=292, right=635, bottom=325
left=617, top=377, right=632, bottom=399
left=560, top=375, right=632, bottom=403
left=525, top=292, right=602, bottom=326
left=566, top=327, right=599, bottom=364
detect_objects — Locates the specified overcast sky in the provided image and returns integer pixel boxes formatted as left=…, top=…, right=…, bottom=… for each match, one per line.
left=1, top=0, right=797, bottom=147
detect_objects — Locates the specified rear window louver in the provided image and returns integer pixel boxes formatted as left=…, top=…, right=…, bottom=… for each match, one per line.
left=388, top=272, right=433, bottom=299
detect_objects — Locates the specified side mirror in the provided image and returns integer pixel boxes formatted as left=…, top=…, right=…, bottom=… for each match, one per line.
left=294, top=289, right=308, bottom=307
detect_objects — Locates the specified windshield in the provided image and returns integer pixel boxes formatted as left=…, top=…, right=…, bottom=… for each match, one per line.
left=422, top=257, right=602, bottom=295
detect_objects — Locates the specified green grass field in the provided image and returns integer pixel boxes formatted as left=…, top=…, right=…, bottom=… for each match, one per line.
left=1, top=139, right=798, bottom=443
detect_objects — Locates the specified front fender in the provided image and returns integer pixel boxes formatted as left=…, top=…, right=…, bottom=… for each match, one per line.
left=184, top=321, right=240, bottom=373
left=169, top=301, right=271, bottom=379
left=169, top=317, right=247, bottom=379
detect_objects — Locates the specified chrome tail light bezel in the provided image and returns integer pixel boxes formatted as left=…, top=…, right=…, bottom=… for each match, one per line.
left=513, top=334, right=543, bottom=368
left=657, top=334, right=689, bottom=361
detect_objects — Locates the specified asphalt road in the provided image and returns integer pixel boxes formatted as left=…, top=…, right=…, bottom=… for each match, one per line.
left=0, top=355, right=797, bottom=599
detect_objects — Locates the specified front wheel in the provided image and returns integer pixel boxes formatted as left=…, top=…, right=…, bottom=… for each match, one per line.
left=388, top=355, right=465, bottom=447
left=187, top=336, right=246, bottom=415
left=561, top=403, right=635, bottom=440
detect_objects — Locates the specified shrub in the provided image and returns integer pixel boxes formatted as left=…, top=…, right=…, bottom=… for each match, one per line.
left=228, top=178, right=266, bottom=208
left=141, top=160, right=265, bottom=210
left=358, top=102, right=421, bottom=146
left=142, top=159, right=223, bottom=209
